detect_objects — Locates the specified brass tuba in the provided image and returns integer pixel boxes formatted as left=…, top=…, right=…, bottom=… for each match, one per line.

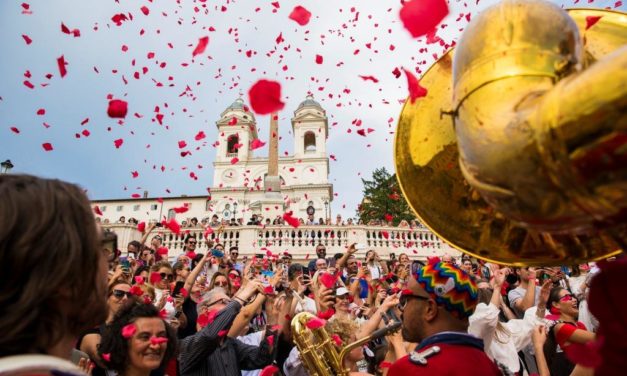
left=395, top=0, right=627, bottom=266
left=290, top=311, right=401, bottom=376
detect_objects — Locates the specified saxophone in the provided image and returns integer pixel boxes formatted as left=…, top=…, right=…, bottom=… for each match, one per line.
left=291, top=311, right=402, bottom=376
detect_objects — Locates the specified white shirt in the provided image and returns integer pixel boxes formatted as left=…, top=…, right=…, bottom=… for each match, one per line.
left=367, top=263, right=382, bottom=280
left=469, top=303, right=545, bottom=374
left=154, top=288, right=177, bottom=321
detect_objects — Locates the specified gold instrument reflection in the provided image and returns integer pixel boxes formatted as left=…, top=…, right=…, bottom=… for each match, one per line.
left=395, top=0, right=626, bottom=266
left=291, top=311, right=401, bottom=376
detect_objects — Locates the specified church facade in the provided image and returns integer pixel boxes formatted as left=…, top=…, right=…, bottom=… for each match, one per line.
left=93, top=95, right=335, bottom=225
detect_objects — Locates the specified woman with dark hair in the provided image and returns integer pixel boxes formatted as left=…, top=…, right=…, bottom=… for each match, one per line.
left=173, top=261, right=191, bottom=282
left=543, top=286, right=596, bottom=376
left=99, top=302, right=177, bottom=376
left=0, top=174, right=108, bottom=373
left=77, top=281, right=133, bottom=376
left=134, top=265, right=151, bottom=282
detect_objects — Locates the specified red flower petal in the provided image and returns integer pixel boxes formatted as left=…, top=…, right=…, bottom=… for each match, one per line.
left=359, top=75, right=379, bottom=83
left=251, top=138, right=266, bottom=150
left=173, top=205, right=189, bottom=213
left=178, top=140, right=187, bottom=149
left=10, top=126, right=20, bottom=134
left=381, top=231, right=389, bottom=239
left=403, top=68, right=428, bottom=103
left=230, top=157, right=239, bottom=164
left=42, top=142, right=53, bottom=151
left=150, top=337, right=168, bottom=345
left=399, top=0, right=449, bottom=38
left=101, top=353, right=111, bottom=362
left=585, top=16, right=603, bottom=30
left=218, top=329, right=228, bottom=337
left=282, top=211, right=300, bottom=228
left=137, top=221, right=146, bottom=233
left=319, top=272, right=337, bottom=289
left=22, top=34, right=32, bottom=45
left=114, top=138, right=124, bottom=149
left=157, top=246, right=169, bottom=255
left=289, top=6, right=312, bottom=26
left=315, top=54, right=323, bottom=64
left=129, top=285, right=143, bottom=296
left=331, top=334, right=343, bottom=346
left=57, top=55, right=67, bottom=78
left=107, top=99, right=128, bottom=118
left=140, top=6, right=150, bottom=16
left=317, top=308, right=335, bottom=320
left=248, top=79, right=285, bottom=115
left=306, top=317, right=326, bottom=330
left=259, top=365, right=279, bottom=376
left=121, top=323, right=137, bottom=339
left=94, top=206, right=103, bottom=216
left=192, top=36, right=209, bottom=57
left=195, top=131, right=206, bottom=141
left=149, top=272, right=162, bottom=284
left=165, top=218, right=181, bottom=234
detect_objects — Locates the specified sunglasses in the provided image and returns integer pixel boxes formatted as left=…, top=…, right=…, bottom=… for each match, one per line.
left=231, top=252, right=238, bottom=256
left=160, top=273, right=174, bottom=281
left=398, top=294, right=430, bottom=311
left=187, top=241, right=197, bottom=245
left=559, top=294, right=577, bottom=302
left=214, top=280, right=228, bottom=287
left=112, top=290, right=133, bottom=299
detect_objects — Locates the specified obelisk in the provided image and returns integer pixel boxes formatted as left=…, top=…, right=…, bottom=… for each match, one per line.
left=264, top=112, right=282, bottom=198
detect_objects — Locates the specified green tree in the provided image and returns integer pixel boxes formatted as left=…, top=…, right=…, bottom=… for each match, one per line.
left=356, top=167, right=415, bottom=226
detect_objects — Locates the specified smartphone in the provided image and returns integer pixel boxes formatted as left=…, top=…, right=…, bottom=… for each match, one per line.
left=172, top=281, right=185, bottom=297
left=174, top=311, right=183, bottom=318
left=120, top=258, right=131, bottom=273
left=355, top=243, right=367, bottom=250
left=211, top=249, right=224, bottom=258
left=155, top=222, right=163, bottom=227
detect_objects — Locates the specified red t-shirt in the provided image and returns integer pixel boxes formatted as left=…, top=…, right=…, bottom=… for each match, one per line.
left=555, top=321, right=587, bottom=349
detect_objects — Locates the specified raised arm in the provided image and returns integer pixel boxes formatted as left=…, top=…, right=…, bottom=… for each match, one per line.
left=184, top=252, right=210, bottom=293
left=356, top=295, right=399, bottom=340
left=139, top=222, right=156, bottom=247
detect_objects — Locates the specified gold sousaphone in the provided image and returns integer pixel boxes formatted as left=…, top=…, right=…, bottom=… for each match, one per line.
left=395, top=0, right=627, bottom=266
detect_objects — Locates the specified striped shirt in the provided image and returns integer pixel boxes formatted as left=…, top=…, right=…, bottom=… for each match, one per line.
left=178, top=300, right=273, bottom=376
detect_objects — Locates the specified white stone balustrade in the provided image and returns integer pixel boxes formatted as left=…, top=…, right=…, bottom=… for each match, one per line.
left=102, top=223, right=460, bottom=263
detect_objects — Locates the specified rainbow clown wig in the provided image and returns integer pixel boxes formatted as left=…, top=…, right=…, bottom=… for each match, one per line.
left=414, top=261, right=478, bottom=319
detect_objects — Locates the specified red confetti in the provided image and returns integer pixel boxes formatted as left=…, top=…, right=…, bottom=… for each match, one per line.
left=289, top=6, right=312, bottom=26
left=137, top=222, right=146, bottom=233
left=259, top=365, right=279, bottom=376
left=192, top=36, right=209, bottom=57
left=305, top=317, right=326, bottom=330
left=150, top=337, right=168, bottom=345
left=131, top=171, right=139, bottom=178
left=10, top=127, right=20, bottom=134
left=23, top=80, right=34, bottom=89
left=319, top=272, right=337, bottom=289
left=107, top=99, right=128, bottom=118
left=248, top=79, right=285, bottom=115
left=140, top=6, right=150, bottom=16
left=149, top=272, right=162, bottom=284
left=250, top=139, right=266, bottom=150
left=94, top=206, right=103, bottom=216
left=282, top=211, right=300, bottom=228
left=315, top=54, right=323, bottom=64
left=36, top=108, right=45, bottom=115
left=22, top=34, right=32, bottom=44
left=101, top=353, right=111, bottom=362
left=585, top=16, right=603, bottom=30
left=218, top=329, right=228, bottom=337
left=230, top=157, right=239, bottom=164
left=173, top=205, right=189, bottom=214
left=178, top=140, right=187, bottom=149
left=399, top=0, right=449, bottom=38
left=403, top=68, right=428, bottom=103
left=57, top=55, right=67, bottom=78
left=195, top=131, right=206, bottom=141
left=42, top=142, right=53, bottom=151
left=121, top=324, right=137, bottom=339
left=331, top=334, right=343, bottom=346
left=359, top=75, right=379, bottom=83
left=165, top=218, right=181, bottom=234
left=114, top=138, right=124, bottom=149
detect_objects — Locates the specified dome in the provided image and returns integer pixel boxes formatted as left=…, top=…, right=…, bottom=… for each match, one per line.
left=297, top=94, right=322, bottom=110
left=226, top=97, right=246, bottom=110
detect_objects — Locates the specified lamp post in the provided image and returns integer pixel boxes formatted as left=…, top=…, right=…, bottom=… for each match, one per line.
left=324, top=200, right=329, bottom=223
left=1, top=159, right=14, bottom=174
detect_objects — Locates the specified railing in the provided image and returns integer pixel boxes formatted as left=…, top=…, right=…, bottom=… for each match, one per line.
left=102, top=224, right=460, bottom=262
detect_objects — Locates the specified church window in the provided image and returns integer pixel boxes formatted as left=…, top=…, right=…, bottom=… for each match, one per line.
left=227, top=135, right=239, bottom=155
left=304, top=131, right=316, bottom=152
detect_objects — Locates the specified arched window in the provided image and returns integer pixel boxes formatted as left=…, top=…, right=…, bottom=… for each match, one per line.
left=227, top=134, right=239, bottom=155
left=304, top=131, right=316, bottom=152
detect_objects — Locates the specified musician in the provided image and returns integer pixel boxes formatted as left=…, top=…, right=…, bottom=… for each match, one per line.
left=389, top=262, right=502, bottom=375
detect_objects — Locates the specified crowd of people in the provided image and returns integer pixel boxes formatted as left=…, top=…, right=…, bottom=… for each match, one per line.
left=100, top=214, right=426, bottom=230
left=1, top=174, right=623, bottom=376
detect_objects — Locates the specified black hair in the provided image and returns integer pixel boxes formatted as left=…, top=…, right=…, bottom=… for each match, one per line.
left=229, top=246, right=239, bottom=252
left=288, top=263, right=305, bottom=281
left=133, top=265, right=150, bottom=280
left=98, top=302, right=177, bottom=374
left=184, top=234, right=197, bottom=243
left=127, top=240, right=142, bottom=253
left=333, top=253, right=343, bottom=260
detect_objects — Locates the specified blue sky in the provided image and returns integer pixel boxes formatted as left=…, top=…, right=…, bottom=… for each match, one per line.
left=0, top=0, right=623, bottom=219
